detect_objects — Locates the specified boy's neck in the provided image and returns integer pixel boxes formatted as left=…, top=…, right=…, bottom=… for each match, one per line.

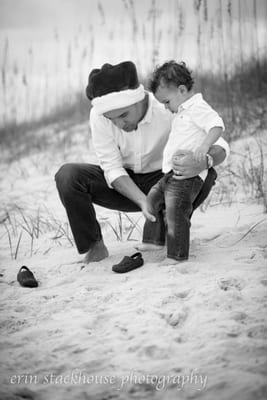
left=182, top=90, right=195, bottom=103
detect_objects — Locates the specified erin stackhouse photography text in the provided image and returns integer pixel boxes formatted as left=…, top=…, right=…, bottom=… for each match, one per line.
left=9, top=369, right=208, bottom=391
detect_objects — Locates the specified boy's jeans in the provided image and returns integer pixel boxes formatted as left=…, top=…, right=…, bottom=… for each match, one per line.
left=145, top=172, right=205, bottom=260
left=55, top=163, right=217, bottom=255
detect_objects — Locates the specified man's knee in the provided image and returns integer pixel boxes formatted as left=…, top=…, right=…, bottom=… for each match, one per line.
left=55, top=163, right=80, bottom=191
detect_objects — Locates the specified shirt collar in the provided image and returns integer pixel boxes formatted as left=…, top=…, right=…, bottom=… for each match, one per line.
left=139, top=92, right=153, bottom=125
left=178, top=93, right=203, bottom=113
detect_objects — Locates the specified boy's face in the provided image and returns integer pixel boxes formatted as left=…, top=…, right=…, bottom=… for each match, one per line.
left=155, top=83, right=187, bottom=113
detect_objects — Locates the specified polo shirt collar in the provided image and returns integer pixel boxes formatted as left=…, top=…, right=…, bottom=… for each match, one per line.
left=178, top=93, right=203, bottom=113
left=139, top=92, right=153, bottom=125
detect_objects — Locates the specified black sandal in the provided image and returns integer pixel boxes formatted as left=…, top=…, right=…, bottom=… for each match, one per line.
left=17, top=266, right=38, bottom=288
left=112, top=252, right=144, bottom=273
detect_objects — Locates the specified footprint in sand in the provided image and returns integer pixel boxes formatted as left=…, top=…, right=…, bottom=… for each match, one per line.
left=174, top=334, right=187, bottom=343
left=217, top=277, right=245, bottom=291
left=160, top=292, right=190, bottom=306
left=229, top=311, right=248, bottom=322
left=91, top=390, right=120, bottom=400
left=234, top=252, right=258, bottom=263
left=247, top=324, right=267, bottom=339
left=226, top=326, right=242, bottom=338
left=114, top=323, right=128, bottom=335
left=176, top=264, right=199, bottom=274
left=166, top=309, right=188, bottom=327
left=158, top=307, right=188, bottom=328
left=174, top=289, right=191, bottom=299
left=127, top=382, right=156, bottom=397
left=42, top=294, right=58, bottom=300
left=142, top=344, right=170, bottom=359
left=158, top=294, right=189, bottom=328
left=250, top=384, right=267, bottom=400
left=1, top=388, right=39, bottom=400
left=136, top=344, right=171, bottom=360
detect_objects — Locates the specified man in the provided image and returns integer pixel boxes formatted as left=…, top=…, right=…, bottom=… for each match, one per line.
left=55, top=61, right=229, bottom=263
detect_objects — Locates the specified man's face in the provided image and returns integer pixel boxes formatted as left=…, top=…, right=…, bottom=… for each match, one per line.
left=155, top=84, right=185, bottom=113
left=103, top=104, right=140, bottom=132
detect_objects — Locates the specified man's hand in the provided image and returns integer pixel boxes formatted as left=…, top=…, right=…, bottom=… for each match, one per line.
left=172, top=149, right=206, bottom=180
left=172, top=145, right=227, bottom=180
left=194, top=144, right=210, bottom=163
left=112, top=175, right=156, bottom=221
left=140, top=200, right=156, bottom=222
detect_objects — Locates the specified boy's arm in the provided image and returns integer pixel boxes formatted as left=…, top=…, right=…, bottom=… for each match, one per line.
left=194, top=126, right=223, bottom=162
left=201, top=126, right=223, bottom=149
left=189, top=99, right=225, bottom=162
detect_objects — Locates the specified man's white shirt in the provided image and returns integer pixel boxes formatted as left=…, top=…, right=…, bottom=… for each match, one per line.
left=90, top=92, right=229, bottom=187
left=90, top=93, right=172, bottom=187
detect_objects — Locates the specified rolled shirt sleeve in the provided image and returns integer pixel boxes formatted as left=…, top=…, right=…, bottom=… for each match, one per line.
left=213, top=136, right=230, bottom=161
left=189, top=99, right=229, bottom=161
left=189, top=101, right=225, bottom=134
left=90, top=108, right=129, bottom=188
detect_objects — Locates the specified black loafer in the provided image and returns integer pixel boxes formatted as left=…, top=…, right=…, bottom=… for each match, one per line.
left=112, top=252, right=144, bottom=273
left=17, top=266, right=38, bottom=288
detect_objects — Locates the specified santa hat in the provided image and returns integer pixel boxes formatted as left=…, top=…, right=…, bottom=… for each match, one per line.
left=85, top=61, right=145, bottom=115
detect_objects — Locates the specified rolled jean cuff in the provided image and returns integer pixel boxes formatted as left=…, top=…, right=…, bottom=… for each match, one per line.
left=167, top=254, right=188, bottom=261
left=142, top=239, right=165, bottom=246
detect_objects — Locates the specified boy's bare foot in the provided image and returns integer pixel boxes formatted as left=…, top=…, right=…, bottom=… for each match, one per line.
left=83, top=239, right=109, bottom=263
left=135, top=243, right=164, bottom=252
left=161, top=257, right=187, bottom=266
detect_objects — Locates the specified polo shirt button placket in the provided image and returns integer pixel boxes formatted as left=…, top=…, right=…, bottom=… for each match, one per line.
left=136, top=130, right=142, bottom=171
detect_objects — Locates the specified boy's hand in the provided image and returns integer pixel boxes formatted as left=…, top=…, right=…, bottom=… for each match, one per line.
left=194, top=144, right=210, bottom=163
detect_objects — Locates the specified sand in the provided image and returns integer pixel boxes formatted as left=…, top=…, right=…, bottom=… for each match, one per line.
left=0, top=127, right=267, bottom=400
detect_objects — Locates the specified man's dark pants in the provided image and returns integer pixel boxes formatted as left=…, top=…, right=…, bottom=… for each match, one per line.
left=55, top=164, right=217, bottom=254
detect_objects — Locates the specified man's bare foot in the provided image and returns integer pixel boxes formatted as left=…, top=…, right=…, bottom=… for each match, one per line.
left=83, top=239, right=109, bottom=263
left=135, top=243, right=164, bottom=252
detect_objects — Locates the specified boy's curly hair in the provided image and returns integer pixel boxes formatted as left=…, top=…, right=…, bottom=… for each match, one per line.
left=149, top=60, right=194, bottom=93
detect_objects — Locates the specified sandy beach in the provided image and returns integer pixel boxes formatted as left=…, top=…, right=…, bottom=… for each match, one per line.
left=0, top=124, right=266, bottom=400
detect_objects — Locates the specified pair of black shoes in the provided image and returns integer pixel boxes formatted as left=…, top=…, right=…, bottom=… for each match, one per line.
left=112, top=252, right=144, bottom=273
left=16, top=253, right=144, bottom=285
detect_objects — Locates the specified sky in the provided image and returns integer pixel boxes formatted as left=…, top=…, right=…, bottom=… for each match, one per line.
left=0, top=0, right=266, bottom=29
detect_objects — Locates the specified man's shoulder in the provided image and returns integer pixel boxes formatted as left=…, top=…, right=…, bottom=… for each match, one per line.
left=90, top=106, right=102, bottom=122
left=90, top=106, right=111, bottom=128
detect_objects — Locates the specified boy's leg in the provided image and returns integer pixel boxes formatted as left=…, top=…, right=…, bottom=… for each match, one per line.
left=165, top=176, right=203, bottom=261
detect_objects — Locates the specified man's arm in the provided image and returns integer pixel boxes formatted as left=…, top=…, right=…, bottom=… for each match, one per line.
left=112, top=176, right=156, bottom=221
left=172, top=145, right=227, bottom=180
left=91, top=110, right=156, bottom=221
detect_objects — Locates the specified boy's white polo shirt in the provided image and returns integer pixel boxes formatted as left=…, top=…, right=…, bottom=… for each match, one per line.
left=162, top=93, right=226, bottom=179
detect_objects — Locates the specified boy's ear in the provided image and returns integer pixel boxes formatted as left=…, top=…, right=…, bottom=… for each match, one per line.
left=178, top=84, right=187, bottom=94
